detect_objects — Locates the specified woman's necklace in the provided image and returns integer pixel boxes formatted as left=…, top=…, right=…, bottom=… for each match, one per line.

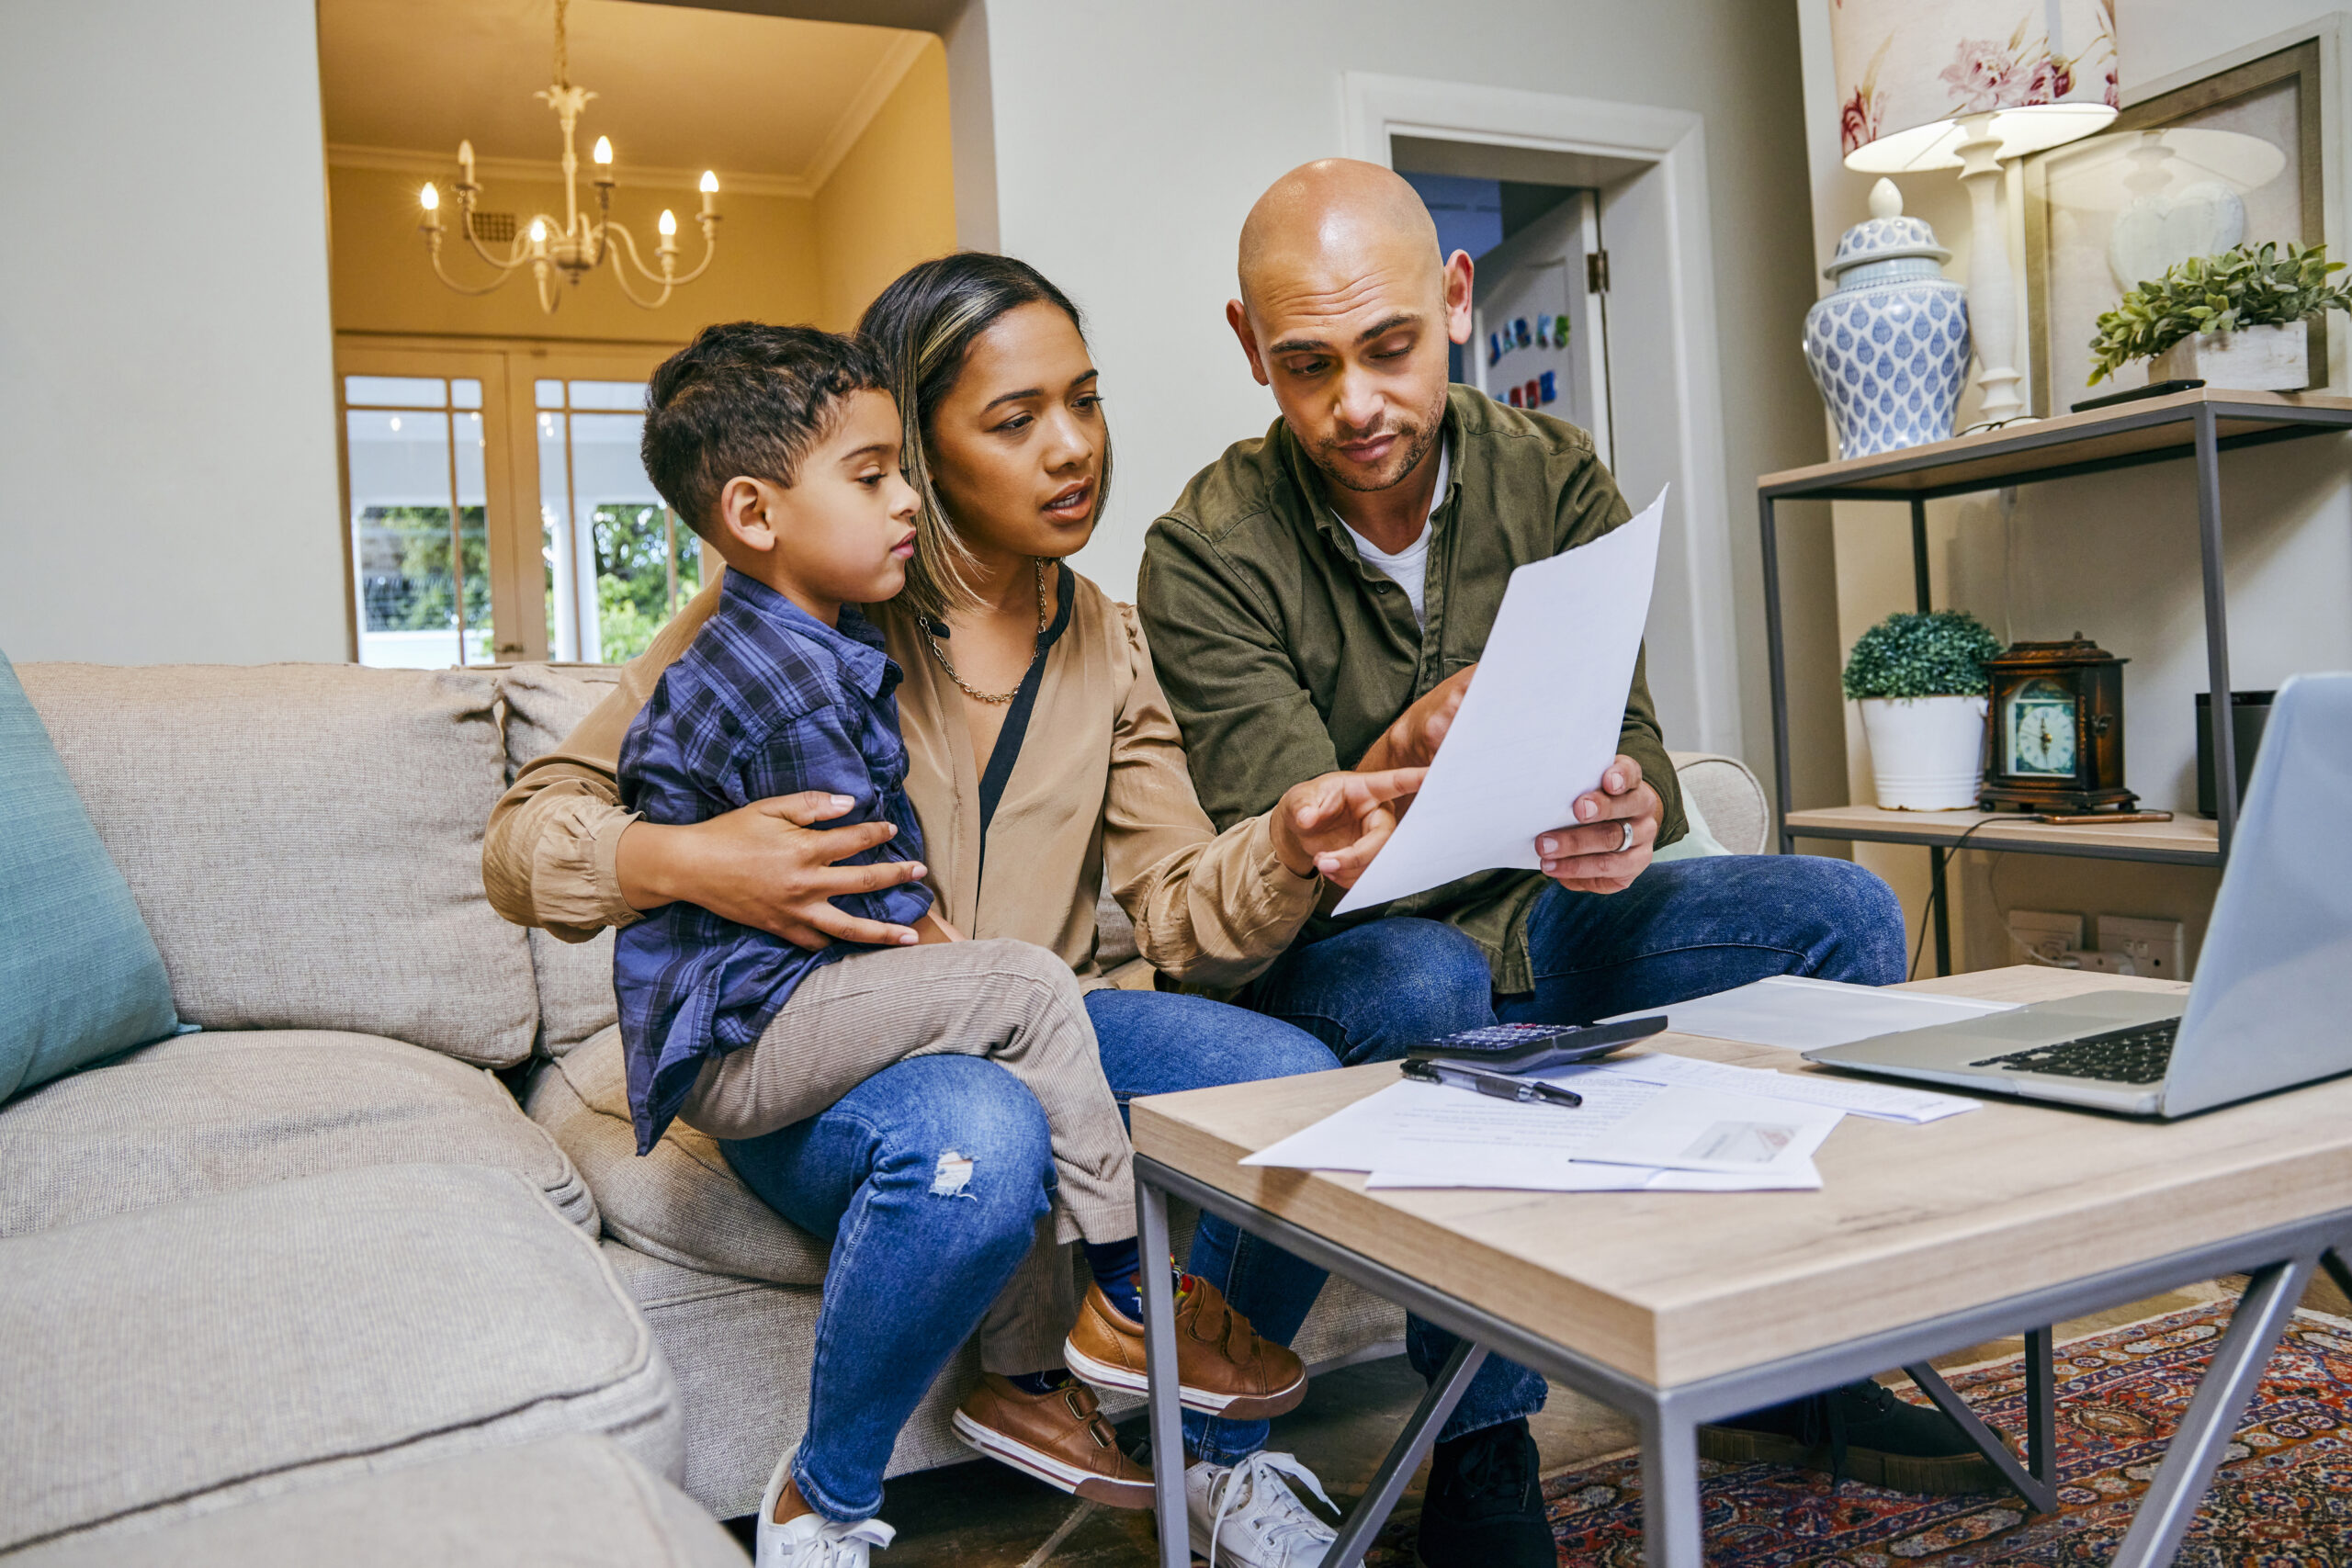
left=923, top=558, right=1048, bottom=705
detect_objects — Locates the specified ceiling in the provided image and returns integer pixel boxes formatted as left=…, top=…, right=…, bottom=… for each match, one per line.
left=318, top=0, right=931, bottom=195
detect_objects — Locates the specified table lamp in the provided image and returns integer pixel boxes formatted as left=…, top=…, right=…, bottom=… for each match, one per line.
left=1830, top=0, right=2120, bottom=424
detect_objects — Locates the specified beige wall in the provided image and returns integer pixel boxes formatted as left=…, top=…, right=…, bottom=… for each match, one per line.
left=813, top=37, right=958, bottom=331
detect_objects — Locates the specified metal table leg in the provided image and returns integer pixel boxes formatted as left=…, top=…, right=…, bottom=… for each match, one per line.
left=2024, top=1325, right=2058, bottom=1497
left=1641, top=1402, right=1705, bottom=1568
left=1139, top=1174, right=1191, bottom=1568
left=2109, top=1256, right=2313, bottom=1567
left=1316, top=1338, right=1487, bottom=1568
left=2322, top=1244, right=2352, bottom=1306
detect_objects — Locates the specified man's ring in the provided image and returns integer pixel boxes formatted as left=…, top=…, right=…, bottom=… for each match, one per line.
left=1615, top=820, right=1635, bottom=854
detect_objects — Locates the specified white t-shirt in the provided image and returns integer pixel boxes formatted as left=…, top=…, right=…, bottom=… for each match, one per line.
left=1336, top=445, right=1448, bottom=626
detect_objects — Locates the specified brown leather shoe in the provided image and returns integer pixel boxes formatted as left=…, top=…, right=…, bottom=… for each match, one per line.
left=1062, top=1275, right=1307, bottom=1420
left=953, top=1372, right=1155, bottom=1508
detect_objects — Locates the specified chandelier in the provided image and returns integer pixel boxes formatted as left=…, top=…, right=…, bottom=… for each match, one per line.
left=416, top=0, right=719, bottom=313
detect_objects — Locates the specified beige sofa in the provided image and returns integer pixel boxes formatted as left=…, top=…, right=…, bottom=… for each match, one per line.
left=1, top=660, right=1770, bottom=1542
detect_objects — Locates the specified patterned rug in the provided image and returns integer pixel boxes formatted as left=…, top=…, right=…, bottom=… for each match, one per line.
left=1366, top=1297, right=2352, bottom=1566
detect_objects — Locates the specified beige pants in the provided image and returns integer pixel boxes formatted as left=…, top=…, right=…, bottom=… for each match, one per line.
left=677, top=937, right=1135, bottom=1251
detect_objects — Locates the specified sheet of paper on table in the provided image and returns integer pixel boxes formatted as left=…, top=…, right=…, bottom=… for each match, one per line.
left=1333, top=488, right=1668, bottom=916
left=1240, top=1074, right=1667, bottom=1175
left=1576, top=1083, right=1843, bottom=1174
left=1599, top=975, right=2019, bottom=1053
left=1590, top=1049, right=1981, bottom=1123
left=1364, top=1159, right=1822, bottom=1192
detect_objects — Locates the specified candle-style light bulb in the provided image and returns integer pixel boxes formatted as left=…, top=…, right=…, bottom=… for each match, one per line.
left=658, top=209, right=676, bottom=236
left=698, top=169, right=718, bottom=219
left=420, top=182, right=439, bottom=211
left=528, top=218, right=548, bottom=243
left=458, top=139, right=476, bottom=183
left=593, top=136, right=613, bottom=168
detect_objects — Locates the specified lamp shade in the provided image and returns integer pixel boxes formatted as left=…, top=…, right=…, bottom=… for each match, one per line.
left=1835, top=0, right=2120, bottom=172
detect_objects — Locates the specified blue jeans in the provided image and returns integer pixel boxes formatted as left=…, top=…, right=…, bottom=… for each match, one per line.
left=1248, top=853, right=1905, bottom=1441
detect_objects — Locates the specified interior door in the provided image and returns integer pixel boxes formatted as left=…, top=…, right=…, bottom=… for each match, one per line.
left=1471, top=189, right=1611, bottom=467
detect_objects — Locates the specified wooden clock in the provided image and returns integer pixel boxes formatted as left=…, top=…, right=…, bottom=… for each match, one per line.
left=1978, top=635, right=2138, bottom=813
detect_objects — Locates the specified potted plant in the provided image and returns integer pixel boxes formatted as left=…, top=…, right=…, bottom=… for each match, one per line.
left=1844, top=610, right=2005, bottom=811
left=2088, top=241, right=2352, bottom=390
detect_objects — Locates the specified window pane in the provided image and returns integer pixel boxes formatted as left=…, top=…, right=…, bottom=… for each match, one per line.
left=454, top=411, right=492, bottom=662
left=537, top=378, right=565, bottom=410
left=571, top=410, right=667, bottom=662
left=539, top=408, right=584, bottom=660
left=566, top=379, right=645, bottom=411
left=347, top=409, right=472, bottom=668
left=345, top=375, right=447, bottom=409
left=451, top=378, right=483, bottom=411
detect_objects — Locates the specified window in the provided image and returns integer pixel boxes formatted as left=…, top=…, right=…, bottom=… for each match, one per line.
left=334, top=343, right=680, bottom=665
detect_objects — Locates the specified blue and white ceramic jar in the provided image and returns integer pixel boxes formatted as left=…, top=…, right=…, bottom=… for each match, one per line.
left=1804, top=180, right=1971, bottom=459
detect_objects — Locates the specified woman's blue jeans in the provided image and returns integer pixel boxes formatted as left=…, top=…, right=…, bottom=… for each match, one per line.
left=1245, top=853, right=1905, bottom=1443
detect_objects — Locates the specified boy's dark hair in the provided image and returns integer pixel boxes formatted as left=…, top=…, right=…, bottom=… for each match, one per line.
left=640, top=321, right=889, bottom=539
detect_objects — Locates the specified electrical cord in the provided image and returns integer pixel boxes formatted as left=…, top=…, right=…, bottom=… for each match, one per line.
left=1906, top=817, right=2006, bottom=980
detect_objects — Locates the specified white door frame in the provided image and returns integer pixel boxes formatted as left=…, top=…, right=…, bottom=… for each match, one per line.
left=1343, top=73, right=1742, bottom=757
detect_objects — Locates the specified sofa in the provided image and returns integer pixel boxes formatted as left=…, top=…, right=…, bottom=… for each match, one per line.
left=1, top=658, right=1770, bottom=1543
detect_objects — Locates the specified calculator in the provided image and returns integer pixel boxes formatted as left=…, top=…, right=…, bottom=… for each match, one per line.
left=1404, top=1017, right=1668, bottom=1073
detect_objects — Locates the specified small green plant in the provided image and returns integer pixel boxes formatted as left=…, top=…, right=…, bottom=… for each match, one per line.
left=1843, top=611, right=2004, bottom=701
left=2087, top=241, right=2352, bottom=385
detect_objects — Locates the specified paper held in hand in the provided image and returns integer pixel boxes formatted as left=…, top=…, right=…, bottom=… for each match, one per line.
left=1334, top=488, right=1668, bottom=915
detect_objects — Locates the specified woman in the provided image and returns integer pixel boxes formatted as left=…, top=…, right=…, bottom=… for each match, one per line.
left=484, top=254, right=1425, bottom=1568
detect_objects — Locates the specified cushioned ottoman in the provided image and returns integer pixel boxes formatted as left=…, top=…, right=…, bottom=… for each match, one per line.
left=0, top=1029, right=595, bottom=1237
left=0, top=1163, right=680, bottom=1553
left=5, top=1434, right=746, bottom=1567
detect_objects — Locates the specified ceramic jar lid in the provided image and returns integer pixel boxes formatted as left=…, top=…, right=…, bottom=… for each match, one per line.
left=1826, top=178, right=1951, bottom=280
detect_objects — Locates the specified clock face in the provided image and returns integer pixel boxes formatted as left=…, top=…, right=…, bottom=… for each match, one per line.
left=2006, top=680, right=2078, bottom=778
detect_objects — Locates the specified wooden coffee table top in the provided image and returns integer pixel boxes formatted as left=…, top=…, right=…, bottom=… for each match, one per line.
left=1131, top=968, right=2352, bottom=1386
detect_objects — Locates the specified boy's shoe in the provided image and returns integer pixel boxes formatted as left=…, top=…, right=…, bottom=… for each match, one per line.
left=755, top=1454, right=895, bottom=1568
left=952, top=1371, right=1155, bottom=1508
left=1413, top=1416, right=1553, bottom=1568
left=1186, top=1451, right=1340, bottom=1568
left=1063, top=1275, right=1306, bottom=1419
left=1697, top=1380, right=2002, bottom=1495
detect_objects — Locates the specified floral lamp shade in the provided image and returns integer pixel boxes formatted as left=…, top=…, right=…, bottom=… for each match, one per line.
left=1835, top=0, right=2120, bottom=171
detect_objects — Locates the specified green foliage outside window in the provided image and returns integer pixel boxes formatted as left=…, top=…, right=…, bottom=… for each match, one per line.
left=1842, top=610, right=2004, bottom=701
left=593, top=503, right=698, bottom=663
left=358, top=505, right=491, bottom=640
left=2088, top=241, right=2352, bottom=385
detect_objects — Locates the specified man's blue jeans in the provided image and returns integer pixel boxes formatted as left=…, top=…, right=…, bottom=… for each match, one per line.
left=718, top=989, right=1342, bottom=1517
left=1246, top=853, right=1905, bottom=1442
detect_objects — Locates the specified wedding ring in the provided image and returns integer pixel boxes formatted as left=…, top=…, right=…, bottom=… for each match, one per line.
left=1615, top=819, right=1635, bottom=854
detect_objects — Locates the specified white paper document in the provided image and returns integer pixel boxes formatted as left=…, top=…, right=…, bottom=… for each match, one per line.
left=1334, top=489, right=1668, bottom=915
left=1241, top=1074, right=1666, bottom=1175
left=1593, top=1050, right=1981, bottom=1123
left=1363, top=1155, right=1824, bottom=1193
left=1577, top=1085, right=1844, bottom=1175
left=1600, top=975, right=2019, bottom=1053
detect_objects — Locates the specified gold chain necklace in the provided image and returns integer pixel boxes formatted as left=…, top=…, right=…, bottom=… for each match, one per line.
left=923, top=558, right=1048, bottom=705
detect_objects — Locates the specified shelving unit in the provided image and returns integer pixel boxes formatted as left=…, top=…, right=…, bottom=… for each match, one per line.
left=1756, top=388, right=2352, bottom=974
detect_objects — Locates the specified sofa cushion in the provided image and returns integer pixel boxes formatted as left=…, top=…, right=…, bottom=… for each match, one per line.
left=0, top=1164, right=679, bottom=1553
left=17, top=663, right=538, bottom=1067
left=500, top=664, right=627, bottom=1055
left=1667, top=750, right=1770, bottom=857
left=10, top=1434, right=745, bottom=1567
left=0, top=1029, right=595, bottom=1237
left=528, top=1029, right=831, bottom=1287
left=0, top=652, right=180, bottom=1100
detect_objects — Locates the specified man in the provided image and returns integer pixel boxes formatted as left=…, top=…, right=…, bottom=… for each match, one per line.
left=1138, top=160, right=1993, bottom=1568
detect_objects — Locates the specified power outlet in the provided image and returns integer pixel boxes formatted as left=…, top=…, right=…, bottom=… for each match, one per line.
left=2098, top=915, right=2188, bottom=982
left=2007, top=910, right=2084, bottom=964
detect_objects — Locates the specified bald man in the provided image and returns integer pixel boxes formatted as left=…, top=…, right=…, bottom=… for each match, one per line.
left=1138, top=161, right=1988, bottom=1568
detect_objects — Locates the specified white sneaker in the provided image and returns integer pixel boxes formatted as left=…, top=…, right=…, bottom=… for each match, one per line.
left=1185, top=1451, right=1340, bottom=1568
left=755, top=1451, right=897, bottom=1568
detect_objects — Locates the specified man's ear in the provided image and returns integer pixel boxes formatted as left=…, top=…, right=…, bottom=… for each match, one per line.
left=1226, top=298, right=1271, bottom=388
left=714, top=476, right=780, bottom=556
left=1442, top=250, right=1476, bottom=346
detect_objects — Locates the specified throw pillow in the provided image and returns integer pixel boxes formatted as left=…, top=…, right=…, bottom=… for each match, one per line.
left=0, top=651, right=179, bottom=1100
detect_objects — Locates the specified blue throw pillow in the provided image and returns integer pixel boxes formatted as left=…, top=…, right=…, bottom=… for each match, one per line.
left=1, top=650, right=179, bottom=1100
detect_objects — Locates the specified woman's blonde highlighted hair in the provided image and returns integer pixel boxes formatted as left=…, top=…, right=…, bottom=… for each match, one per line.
left=858, top=253, right=1110, bottom=624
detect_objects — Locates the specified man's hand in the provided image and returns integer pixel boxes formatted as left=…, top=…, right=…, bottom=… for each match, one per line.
left=1356, top=663, right=1476, bottom=774
left=615, top=791, right=928, bottom=950
left=1270, top=767, right=1428, bottom=886
left=1535, top=755, right=1659, bottom=894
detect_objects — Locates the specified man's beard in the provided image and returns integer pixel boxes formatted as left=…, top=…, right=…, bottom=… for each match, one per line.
left=1309, top=395, right=1446, bottom=494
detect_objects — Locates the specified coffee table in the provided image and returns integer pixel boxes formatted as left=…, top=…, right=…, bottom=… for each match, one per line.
left=1132, top=967, right=2352, bottom=1566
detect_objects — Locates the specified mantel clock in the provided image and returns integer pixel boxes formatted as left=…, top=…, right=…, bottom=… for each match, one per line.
left=1979, top=635, right=2137, bottom=813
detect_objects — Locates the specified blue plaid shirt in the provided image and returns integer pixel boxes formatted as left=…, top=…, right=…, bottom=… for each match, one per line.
left=615, top=569, right=933, bottom=1154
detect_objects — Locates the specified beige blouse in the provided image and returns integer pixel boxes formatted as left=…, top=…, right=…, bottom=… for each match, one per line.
left=481, top=569, right=1320, bottom=990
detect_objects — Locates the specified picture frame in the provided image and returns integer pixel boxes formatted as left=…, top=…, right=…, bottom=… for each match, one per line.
left=2023, top=39, right=2326, bottom=414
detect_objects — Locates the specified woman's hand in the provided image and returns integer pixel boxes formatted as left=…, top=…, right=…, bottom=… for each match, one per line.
left=1270, top=767, right=1429, bottom=886
left=1356, top=663, right=1477, bottom=775
left=615, top=792, right=927, bottom=950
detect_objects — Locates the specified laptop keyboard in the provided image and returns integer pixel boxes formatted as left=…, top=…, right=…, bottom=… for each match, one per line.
left=1970, top=1019, right=2180, bottom=1084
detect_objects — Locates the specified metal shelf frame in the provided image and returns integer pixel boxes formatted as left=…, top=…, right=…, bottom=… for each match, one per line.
left=1756, top=392, right=2352, bottom=976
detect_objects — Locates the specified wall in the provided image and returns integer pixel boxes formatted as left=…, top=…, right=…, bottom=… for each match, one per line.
left=975, top=0, right=1838, bottom=793
left=327, top=164, right=824, bottom=343
left=0, top=0, right=347, bottom=664
left=1795, top=1, right=2352, bottom=975
left=812, top=38, right=958, bottom=331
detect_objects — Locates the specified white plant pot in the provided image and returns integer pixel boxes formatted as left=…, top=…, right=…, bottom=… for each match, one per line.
left=1858, top=694, right=1988, bottom=811
left=2149, top=319, right=2309, bottom=391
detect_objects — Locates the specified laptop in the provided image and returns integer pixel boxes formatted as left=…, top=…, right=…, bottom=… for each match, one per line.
left=1804, top=671, right=2352, bottom=1118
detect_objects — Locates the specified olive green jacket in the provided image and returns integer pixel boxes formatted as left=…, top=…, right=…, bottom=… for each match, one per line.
left=1136, top=385, right=1685, bottom=993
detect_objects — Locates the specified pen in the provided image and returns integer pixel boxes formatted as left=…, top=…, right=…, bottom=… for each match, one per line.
left=1402, top=1058, right=1584, bottom=1109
